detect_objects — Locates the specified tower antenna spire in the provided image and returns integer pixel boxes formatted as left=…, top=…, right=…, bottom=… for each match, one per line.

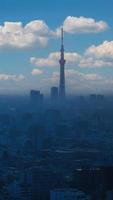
left=61, top=27, right=64, bottom=46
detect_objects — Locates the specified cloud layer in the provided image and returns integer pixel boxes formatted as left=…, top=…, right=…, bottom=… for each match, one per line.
left=63, top=16, right=108, bottom=34
left=0, top=16, right=108, bottom=48
left=0, top=20, right=51, bottom=48
left=0, top=74, right=25, bottom=81
left=31, top=68, right=43, bottom=75
left=40, top=69, right=106, bottom=94
left=31, top=39, right=113, bottom=69
left=81, top=41, right=113, bottom=67
left=85, top=40, right=113, bottom=59
left=52, top=69, right=103, bottom=82
left=30, top=52, right=81, bottom=67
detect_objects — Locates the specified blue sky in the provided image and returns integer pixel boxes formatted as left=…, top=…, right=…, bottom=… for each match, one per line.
left=0, top=0, right=113, bottom=94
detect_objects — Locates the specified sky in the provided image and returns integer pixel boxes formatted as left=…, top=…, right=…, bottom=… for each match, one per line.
left=0, top=0, right=113, bottom=95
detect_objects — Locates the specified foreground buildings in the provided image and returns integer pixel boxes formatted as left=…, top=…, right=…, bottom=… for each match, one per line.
left=50, top=188, right=90, bottom=200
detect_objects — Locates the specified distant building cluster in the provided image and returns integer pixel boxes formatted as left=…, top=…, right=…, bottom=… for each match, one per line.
left=30, top=28, right=66, bottom=106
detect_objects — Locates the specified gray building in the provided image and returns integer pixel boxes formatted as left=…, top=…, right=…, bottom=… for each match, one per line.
left=51, top=87, right=58, bottom=102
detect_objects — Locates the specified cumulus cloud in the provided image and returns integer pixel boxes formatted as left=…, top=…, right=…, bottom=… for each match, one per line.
left=31, top=68, right=43, bottom=75
left=84, top=73, right=102, bottom=81
left=30, top=67, right=112, bottom=94
left=30, top=52, right=81, bottom=67
left=0, top=16, right=108, bottom=48
left=30, top=39, right=113, bottom=69
left=79, top=57, right=113, bottom=67
left=79, top=40, right=113, bottom=67
left=0, top=20, right=51, bottom=48
left=51, top=70, right=104, bottom=93
left=30, top=50, right=112, bottom=69
left=52, top=69, right=102, bottom=81
left=85, top=40, right=113, bottom=59
left=42, top=70, right=83, bottom=87
left=30, top=40, right=113, bottom=68
left=63, top=16, right=108, bottom=34
left=0, top=74, right=25, bottom=81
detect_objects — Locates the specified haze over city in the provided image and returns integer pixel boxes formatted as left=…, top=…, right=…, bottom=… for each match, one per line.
left=1, top=1, right=113, bottom=200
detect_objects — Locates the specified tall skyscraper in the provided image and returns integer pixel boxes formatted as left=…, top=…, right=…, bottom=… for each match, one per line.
left=59, top=28, right=66, bottom=99
left=51, top=87, right=58, bottom=102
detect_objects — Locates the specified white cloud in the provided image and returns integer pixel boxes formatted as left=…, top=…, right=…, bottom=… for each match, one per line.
left=31, top=68, right=43, bottom=75
left=79, top=57, right=113, bottom=67
left=64, top=70, right=104, bottom=93
left=30, top=39, right=113, bottom=69
left=0, top=74, right=25, bottom=81
left=30, top=67, right=113, bottom=94
left=25, top=20, right=49, bottom=34
left=0, top=20, right=51, bottom=48
left=30, top=40, right=113, bottom=68
left=0, top=16, right=108, bottom=49
left=52, top=69, right=102, bottom=81
left=79, top=41, right=113, bottom=67
left=30, top=52, right=81, bottom=67
left=65, top=69, right=82, bottom=78
left=63, top=16, right=108, bottom=34
left=84, top=74, right=102, bottom=81
left=41, top=69, right=104, bottom=94
left=30, top=50, right=113, bottom=69
left=85, top=40, right=113, bottom=59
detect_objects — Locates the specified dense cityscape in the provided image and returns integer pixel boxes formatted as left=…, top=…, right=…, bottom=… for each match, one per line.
left=1, top=0, right=113, bottom=199
left=0, top=26, right=113, bottom=200
left=0, top=91, right=113, bottom=199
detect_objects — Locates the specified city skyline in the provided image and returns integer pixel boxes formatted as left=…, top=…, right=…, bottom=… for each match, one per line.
left=0, top=0, right=113, bottom=95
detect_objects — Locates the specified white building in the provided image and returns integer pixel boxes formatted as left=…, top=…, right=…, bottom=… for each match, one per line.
left=50, top=188, right=91, bottom=200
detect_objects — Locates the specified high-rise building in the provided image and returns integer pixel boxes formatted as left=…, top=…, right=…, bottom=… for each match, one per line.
left=51, top=87, right=58, bottom=102
left=97, top=94, right=104, bottom=101
left=30, top=90, right=43, bottom=105
left=59, top=28, right=66, bottom=100
left=89, top=94, right=97, bottom=101
left=89, top=94, right=104, bottom=102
